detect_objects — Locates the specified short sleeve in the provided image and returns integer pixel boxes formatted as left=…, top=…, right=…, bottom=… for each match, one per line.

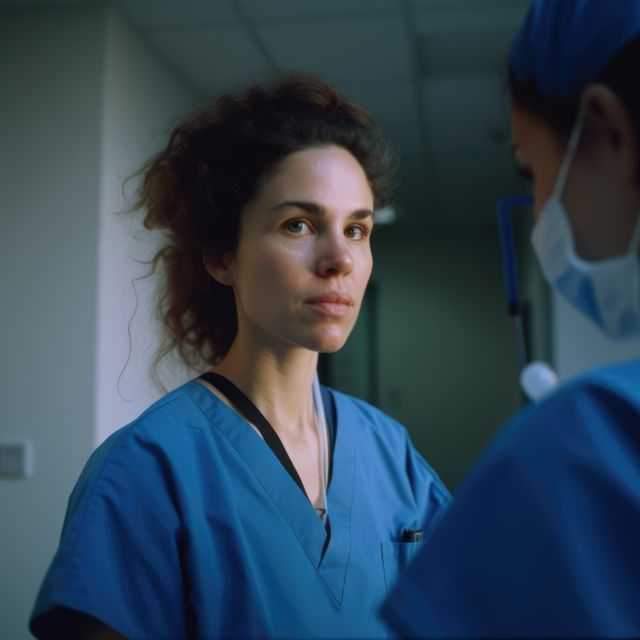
left=30, top=422, right=189, bottom=639
left=347, top=391, right=453, bottom=537
left=403, top=431, right=452, bottom=537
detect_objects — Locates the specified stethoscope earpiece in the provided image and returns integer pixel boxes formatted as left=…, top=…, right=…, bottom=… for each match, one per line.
left=520, top=360, right=559, bottom=402
left=497, top=196, right=560, bottom=403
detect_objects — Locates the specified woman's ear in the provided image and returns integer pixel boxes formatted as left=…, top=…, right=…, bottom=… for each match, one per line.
left=204, top=252, right=234, bottom=287
left=581, top=83, right=638, bottom=183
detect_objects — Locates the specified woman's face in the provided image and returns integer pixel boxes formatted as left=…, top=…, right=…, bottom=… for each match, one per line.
left=226, top=145, right=375, bottom=354
left=510, top=98, right=640, bottom=261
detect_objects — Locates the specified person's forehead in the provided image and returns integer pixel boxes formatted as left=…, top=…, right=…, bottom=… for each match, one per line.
left=259, top=147, right=373, bottom=203
left=273, top=146, right=362, bottom=175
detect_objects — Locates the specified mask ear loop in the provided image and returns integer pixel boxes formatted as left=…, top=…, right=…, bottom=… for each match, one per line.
left=312, top=372, right=329, bottom=527
left=625, top=210, right=640, bottom=255
left=557, top=111, right=640, bottom=259
left=553, top=111, right=586, bottom=200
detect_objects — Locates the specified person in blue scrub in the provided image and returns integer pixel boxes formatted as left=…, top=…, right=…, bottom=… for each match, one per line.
left=381, top=1, right=640, bottom=637
left=29, top=74, right=450, bottom=639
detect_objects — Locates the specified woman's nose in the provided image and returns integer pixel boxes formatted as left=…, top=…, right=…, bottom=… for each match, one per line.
left=316, top=231, right=353, bottom=277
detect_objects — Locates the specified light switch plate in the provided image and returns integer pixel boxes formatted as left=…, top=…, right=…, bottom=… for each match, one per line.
left=0, top=441, right=34, bottom=478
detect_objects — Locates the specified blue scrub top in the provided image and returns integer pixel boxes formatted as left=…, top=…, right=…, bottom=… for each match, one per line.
left=381, top=357, right=640, bottom=637
left=30, top=381, right=450, bottom=639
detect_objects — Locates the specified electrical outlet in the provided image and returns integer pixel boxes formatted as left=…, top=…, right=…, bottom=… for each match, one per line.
left=0, top=441, right=33, bottom=478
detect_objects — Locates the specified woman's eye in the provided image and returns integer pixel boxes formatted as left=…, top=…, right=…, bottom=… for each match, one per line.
left=284, top=220, right=311, bottom=235
left=345, top=225, right=370, bottom=240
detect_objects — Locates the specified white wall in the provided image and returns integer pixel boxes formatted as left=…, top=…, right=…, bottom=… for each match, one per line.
left=95, top=8, right=194, bottom=444
left=0, top=6, right=195, bottom=639
left=0, top=9, right=104, bottom=639
left=371, top=228, right=522, bottom=488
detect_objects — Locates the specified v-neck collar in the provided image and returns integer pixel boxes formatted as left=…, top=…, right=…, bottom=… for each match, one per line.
left=187, top=381, right=356, bottom=605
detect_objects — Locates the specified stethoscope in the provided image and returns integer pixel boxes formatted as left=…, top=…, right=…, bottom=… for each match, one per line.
left=312, top=372, right=330, bottom=527
left=200, top=370, right=331, bottom=527
left=497, top=196, right=559, bottom=402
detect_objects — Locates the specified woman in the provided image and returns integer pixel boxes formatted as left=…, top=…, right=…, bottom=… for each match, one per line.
left=29, top=74, right=450, bottom=639
left=381, top=1, right=640, bottom=637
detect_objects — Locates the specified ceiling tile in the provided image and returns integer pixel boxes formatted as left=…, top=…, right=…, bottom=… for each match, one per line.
left=1, top=0, right=534, bottom=229
left=257, top=16, right=413, bottom=82
left=412, top=5, right=527, bottom=77
left=383, top=123, right=424, bottom=161
left=418, top=27, right=513, bottom=77
left=420, top=74, right=520, bottom=225
left=238, top=0, right=400, bottom=22
left=410, top=0, right=528, bottom=16
left=114, top=0, right=238, bottom=30
left=413, top=5, right=527, bottom=34
left=337, top=79, right=419, bottom=126
left=0, top=0, right=102, bottom=4
left=422, top=74, right=509, bottom=150
left=147, top=27, right=271, bottom=97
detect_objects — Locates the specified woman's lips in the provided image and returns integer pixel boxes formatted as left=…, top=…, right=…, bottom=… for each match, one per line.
left=306, top=301, right=352, bottom=317
left=304, top=292, right=354, bottom=317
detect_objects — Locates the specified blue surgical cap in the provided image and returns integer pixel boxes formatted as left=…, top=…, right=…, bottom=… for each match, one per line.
left=510, top=0, right=640, bottom=98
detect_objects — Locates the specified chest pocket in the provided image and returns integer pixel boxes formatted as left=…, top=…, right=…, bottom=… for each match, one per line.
left=380, top=540, right=425, bottom=596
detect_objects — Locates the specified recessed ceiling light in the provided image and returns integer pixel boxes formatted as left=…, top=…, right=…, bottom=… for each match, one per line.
left=374, top=206, right=397, bottom=225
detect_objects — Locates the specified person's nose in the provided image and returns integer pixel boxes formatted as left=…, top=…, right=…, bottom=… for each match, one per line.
left=316, top=228, right=353, bottom=277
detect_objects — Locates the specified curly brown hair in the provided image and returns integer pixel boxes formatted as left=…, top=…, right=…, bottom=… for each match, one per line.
left=132, top=73, right=396, bottom=376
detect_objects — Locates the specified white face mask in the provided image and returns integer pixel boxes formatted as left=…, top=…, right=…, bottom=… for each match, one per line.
left=531, top=113, right=640, bottom=340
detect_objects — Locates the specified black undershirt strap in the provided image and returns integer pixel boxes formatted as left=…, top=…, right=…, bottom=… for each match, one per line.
left=199, top=372, right=308, bottom=499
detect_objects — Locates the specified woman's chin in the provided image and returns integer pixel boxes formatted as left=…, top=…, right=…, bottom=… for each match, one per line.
left=302, top=331, right=349, bottom=354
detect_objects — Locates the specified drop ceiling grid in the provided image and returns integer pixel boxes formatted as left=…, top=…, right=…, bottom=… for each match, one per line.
left=255, top=15, right=414, bottom=83
left=419, top=73, right=525, bottom=226
left=115, top=0, right=239, bottom=31
left=236, top=0, right=402, bottom=22
left=146, top=26, right=271, bottom=96
left=0, top=0, right=532, bottom=226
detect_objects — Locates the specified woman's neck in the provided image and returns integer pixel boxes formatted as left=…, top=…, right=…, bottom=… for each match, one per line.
left=210, top=333, right=319, bottom=439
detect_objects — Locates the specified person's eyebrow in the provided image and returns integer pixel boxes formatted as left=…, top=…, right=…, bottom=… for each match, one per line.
left=269, top=200, right=374, bottom=220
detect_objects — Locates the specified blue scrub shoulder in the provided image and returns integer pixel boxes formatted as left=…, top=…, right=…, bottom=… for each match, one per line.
left=381, top=356, right=640, bottom=637
left=487, top=356, right=640, bottom=469
left=61, top=383, right=213, bottom=526
left=334, top=389, right=451, bottom=520
left=31, top=383, right=217, bottom=638
left=62, top=381, right=450, bottom=550
left=31, top=380, right=451, bottom=639
left=444, top=356, right=640, bottom=528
